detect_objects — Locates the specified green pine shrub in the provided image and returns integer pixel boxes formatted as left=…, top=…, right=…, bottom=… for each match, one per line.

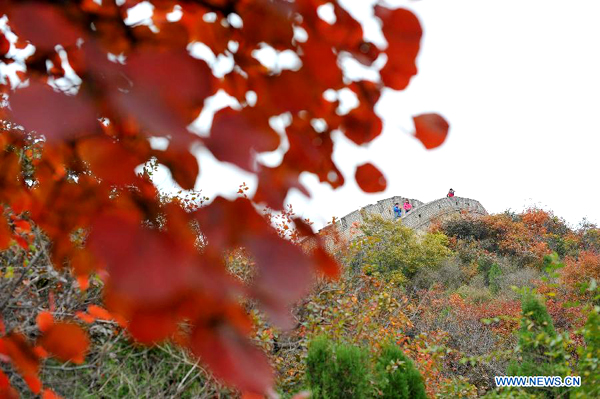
left=306, top=336, right=336, bottom=398
left=306, top=336, right=371, bottom=399
left=507, top=291, right=568, bottom=398
left=375, top=343, right=427, bottom=399
left=306, top=337, right=431, bottom=399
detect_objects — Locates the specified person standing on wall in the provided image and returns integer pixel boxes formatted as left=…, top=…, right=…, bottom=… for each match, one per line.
left=447, top=188, right=455, bottom=198
left=393, top=203, right=402, bottom=219
left=403, top=199, right=412, bottom=214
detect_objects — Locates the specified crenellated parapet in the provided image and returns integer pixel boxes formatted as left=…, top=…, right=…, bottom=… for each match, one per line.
left=303, top=195, right=488, bottom=252
left=331, top=195, right=424, bottom=243
left=400, top=196, right=487, bottom=231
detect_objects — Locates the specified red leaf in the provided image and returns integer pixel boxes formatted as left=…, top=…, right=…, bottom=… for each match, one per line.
left=340, top=81, right=382, bottom=145
left=284, top=117, right=342, bottom=187
left=87, top=213, right=199, bottom=307
left=38, top=322, right=89, bottom=364
left=76, top=275, right=89, bottom=291
left=9, top=82, right=100, bottom=142
left=12, top=219, right=31, bottom=233
left=75, top=311, right=95, bottom=324
left=23, top=375, right=41, bottom=394
left=301, top=38, right=344, bottom=89
left=190, top=324, right=273, bottom=394
left=33, top=346, right=48, bottom=360
left=238, top=0, right=295, bottom=50
left=375, top=7, right=422, bottom=90
left=413, top=113, right=450, bottom=149
left=254, top=164, right=310, bottom=210
left=355, top=163, right=387, bottom=193
left=0, top=217, right=10, bottom=251
left=8, top=4, right=83, bottom=52
left=36, top=311, right=54, bottom=333
left=313, top=247, right=340, bottom=279
left=87, top=305, right=113, bottom=321
left=0, top=32, right=9, bottom=55
left=76, top=136, right=145, bottom=186
left=342, top=108, right=383, bottom=145
left=194, top=198, right=313, bottom=325
left=14, top=236, right=29, bottom=250
left=0, top=370, right=14, bottom=399
left=0, top=370, right=11, bottom=389
left=0, top=385, right=19, bottom=399
left=0, top=370, right=19, bottom=398
left=2, top=333, right=40, bottom=377
left=153, top=148, right=199, bottom=191
left=42, top=389, right=63, bottom=399
left=127, top=310, right=178, bottom=345
left=110, top=49, right=213, bottom=142
left=70, top=249, right=98, bottom=278
left=206, top=108, right=279, bottom=171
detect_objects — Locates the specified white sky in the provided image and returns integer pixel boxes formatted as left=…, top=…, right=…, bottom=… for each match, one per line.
left=293, top=0, right=600, bottom=229
left=114, top=1, right=600, bottom=229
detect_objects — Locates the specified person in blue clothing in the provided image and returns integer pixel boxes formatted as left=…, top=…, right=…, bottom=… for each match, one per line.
left=393, top=203, right=402, bottom=219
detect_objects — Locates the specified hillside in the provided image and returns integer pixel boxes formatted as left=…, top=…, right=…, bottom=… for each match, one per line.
left=4, top=203, right=597, bottom=398
left=274, top=205, right=600, bottom=398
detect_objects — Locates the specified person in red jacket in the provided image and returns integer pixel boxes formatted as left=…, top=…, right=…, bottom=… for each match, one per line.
left=403, top=199, right=412, bottom=214
left=447, top=188, right=455, bottom=198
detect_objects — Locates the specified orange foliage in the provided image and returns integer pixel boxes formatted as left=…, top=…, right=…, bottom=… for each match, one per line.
left=561, top=251, right=600, bottom=294
left=38, top=323, right=90, bottom=365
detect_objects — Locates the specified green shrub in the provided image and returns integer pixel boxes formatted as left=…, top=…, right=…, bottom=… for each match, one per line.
left=349, top=214, right=451, bottom=281
left=306, top=336, right=335, bottom=398
left=478, top=257, right=495, bottom=283
left=508, top=291, right=567, bottom=398
left=436, top=376, right=478, bottom=398
left=306, top=337, right=371, bottom=399
left=442, top=217, right=494, bottom=242
left=375, top=343, right=427, bottom=399
left=330, top=344, right=371, bottom=398
left=481, top=389, right=541, bottom=398
left=574, top=307, right=600, bottom=398
left=489, top=263, right=502, bottom=294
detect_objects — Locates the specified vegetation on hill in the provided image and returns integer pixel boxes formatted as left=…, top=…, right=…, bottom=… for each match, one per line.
left=2, top=198, right=599, bottom=397
left=258, top=210, right=599, bottom=398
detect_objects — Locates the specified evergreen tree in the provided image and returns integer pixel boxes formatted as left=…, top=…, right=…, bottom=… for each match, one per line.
left=507, top=291, right=567, bottom=398
left=306, top=336, right=335, bottom=398
left=306, top=336, right=371, bottom=398
left=375, top=343, right=427, bottom=399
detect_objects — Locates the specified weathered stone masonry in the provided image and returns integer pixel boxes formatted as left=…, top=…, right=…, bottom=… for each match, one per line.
left=308, top=195, right=487, bottom=250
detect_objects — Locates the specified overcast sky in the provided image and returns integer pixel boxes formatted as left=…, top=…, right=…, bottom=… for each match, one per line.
left=293, top=0, right=600, bottom=229
left=142, top=0, right=600, bottom=229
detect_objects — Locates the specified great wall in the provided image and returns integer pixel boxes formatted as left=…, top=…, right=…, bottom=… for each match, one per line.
left=305, top=195, right=488, bottom=250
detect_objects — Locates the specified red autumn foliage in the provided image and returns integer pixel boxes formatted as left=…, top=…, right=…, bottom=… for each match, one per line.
left=0, top=0, right=448, bottom=395
left=0, top=369, right=19, bottom=399
left=37, top=323, right=90, bottom=365
left=413, top=113, right=450, bottom=150
left=561, top=251, right=600, bottom=293
left=35, top=312, right=54, bottom=333
left=42, top=388, right=63, bottom=399
left=355, top=163, right=387, bottom=193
